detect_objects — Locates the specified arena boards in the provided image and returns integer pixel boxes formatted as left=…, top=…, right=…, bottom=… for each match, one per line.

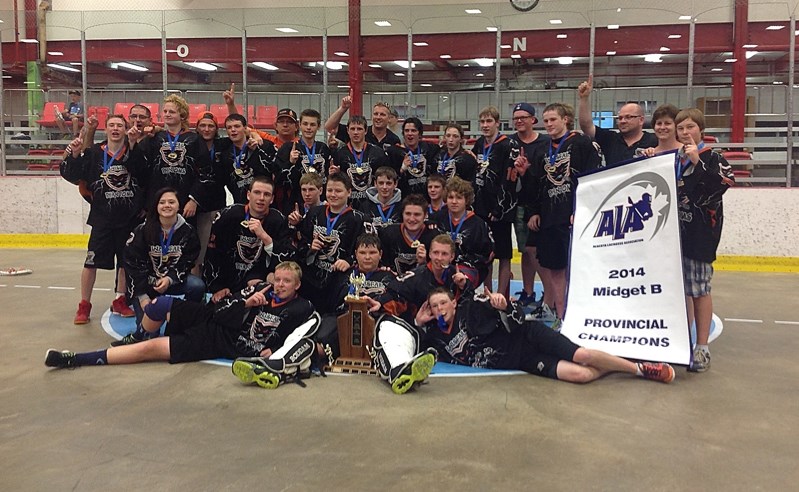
left=101, top=280, right=722, bottom=376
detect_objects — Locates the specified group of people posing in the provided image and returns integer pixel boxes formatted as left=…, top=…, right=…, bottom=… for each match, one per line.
left=45, top=77, right=734, bottom=392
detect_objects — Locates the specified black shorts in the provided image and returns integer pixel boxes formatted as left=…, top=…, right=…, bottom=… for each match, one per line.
left=84, top=226, right=131, bottom=270
left=537, top=225, right=571, bottom=270
left=488, top=221, right=513, bottom=260
left=524, top=229, right=539, bottom=248
left=499, top=321, right=579, bottom=379
left=165, top=299, right=241, bottom=363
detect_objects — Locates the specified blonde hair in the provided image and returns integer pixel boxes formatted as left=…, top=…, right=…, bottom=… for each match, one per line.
left=163, top=94, right=190, bottom=129
left=274, top=261, right=303, bottom=282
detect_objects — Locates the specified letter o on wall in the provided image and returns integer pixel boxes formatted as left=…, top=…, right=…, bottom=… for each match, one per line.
left=176, top=44, right=189, bottom=58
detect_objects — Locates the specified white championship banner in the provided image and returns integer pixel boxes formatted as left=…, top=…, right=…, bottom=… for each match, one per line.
left=560, top=152, right=691, bottom=365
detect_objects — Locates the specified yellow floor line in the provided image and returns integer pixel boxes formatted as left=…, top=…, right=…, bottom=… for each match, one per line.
left=1, top=235, right=797, bottom=273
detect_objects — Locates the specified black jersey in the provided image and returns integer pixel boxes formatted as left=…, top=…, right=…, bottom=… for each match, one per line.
left=358, top=187, right=403, bottom=232
left=678, top=147, right=735, bottom=263
left=139, top=130, right=200, bottom=208
left=296, top=204, right=365, bottom=289
left=594, top=127, right=657, bottom=166
left=531, top=131, right=601, bottom=228
left=379, top=262, right=462, bottom=323
left=203, top=204, right=293, bottom=294
left=191, top=137, right=227, bottom=212
left=387, top=142, right=440, bottom=198
left=509, top=132, right=550, bottom=217
left=124, top=215, right=200, bottom=302
left=378, top=223, right=443, bottom=276
left=275, top=139, right=332, bottom=215
left=330, top=267, right=394, bottom=314
left=471, top=134, right=521, bottom=222
left=332, top=143, right=389, bottom=208
left=422, top=287, right=526, bottom=369
left=429, top=209, right=494, bottom=286
left=216, top=138, right=278, bottom=205
left=233, top=289, right=316, bottom=356
left=334, top=124, right=401, bottom=152
left=434, top=147, right=478, bottom=183
left=60, top=142, right=146, bottom=228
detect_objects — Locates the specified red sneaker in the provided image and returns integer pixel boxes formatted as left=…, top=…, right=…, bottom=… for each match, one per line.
left=73, top=300, right=92, bottom=324
left=638, top=362, right=675, bottom=383
left=110, top=296, right=135, bottom=317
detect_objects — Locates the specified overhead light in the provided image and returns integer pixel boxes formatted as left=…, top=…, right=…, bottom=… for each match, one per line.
left=420, top=83, right=432, bottom=87
left=474, top=58, right=494, bottom=67
left=616, top=7, right=622, bottom=12
left=275, top=27, right=298, bottom=33
left=766, top=25, right=785, bottom=30
left=24, top=81, right=36, bottom=84
left=557, top=34, right=567, bottom=39
left=500, top=44, right=511, bottom=49
left=643, top=54, right=663, bottom=63
left=745, top=51, right=759, bottom=59
left=20, top=38, right=38, bottom=43
left=486, top=26, right=498, bottom=32
left=375, top=21, right=392, bottom=27
left=69, top=62, right=82, bottom=65
left=795, top=30, right=799, bottom=36
left=511, top=54, right=521, bottom=59
left=368, top=63, right=382, bottom=68
left=476, top=73, right=485, bottom=77
left=314, top=61, right=346, bottom=70
left=463, top=64, right=470, bottom=67
left=660, top=46, right=671, bottom=52
left=668, top=34, right=682, bottom=39
left=558, top=57, right=573, bottom=65
left=394, top=72, right=405, bottom=76
left=549, top=19, right=562, bottom=25
left=679, top=15, right=692, bottom=20
left=608, top=24, right=619, bottom=30
left=337, top=85, right=350, bottom=88
left=743, top=44, right=758, bottom=48
left=110, top=62, right=148, bottom=72
left=606, top=51, right=617, bottom=55
left=1, top=76, right=10, bottom=79
left=252, top=62, right=279, bottom=71
left=47, top=63, right=80, bottom=73
left=773, top=81, right=783, bottom=85
left=711, top=68, right=723, bottom=71
left=184, top=61, right=218, bottom=71
left=165, top=49, right=178, bottom=53
left=413, top=42, right=428, bottom=47
left=465, top=9, right=481, bottom=14
left=394, top=60, right=417, bottom=68
left=48, top=51, right=63, bottom=56
left=724, top=58, right=737, bottom=63
left=439, top=54, right=451, bottom=59
left=334, top=52, right=348, bottom=56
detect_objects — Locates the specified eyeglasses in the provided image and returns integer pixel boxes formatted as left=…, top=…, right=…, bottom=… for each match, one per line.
left=618, top=115, right=643, bottom=121
left=512, top=116, right=532, bottom=121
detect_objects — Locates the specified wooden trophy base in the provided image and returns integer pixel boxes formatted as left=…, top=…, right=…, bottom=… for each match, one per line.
left=325, top=295, right=377, bottom=375
left=326, top=357, right=378, bottom=375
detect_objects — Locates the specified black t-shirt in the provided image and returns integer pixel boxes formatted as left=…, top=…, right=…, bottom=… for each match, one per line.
left=594, top=127, right=658, bottom=166
left=335, top=124, right=401, bottom=152
left=509, top=132, right=550, bottom=216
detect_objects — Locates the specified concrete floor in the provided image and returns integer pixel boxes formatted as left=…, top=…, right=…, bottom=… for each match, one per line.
left=1, top=248, right=798, bottom=491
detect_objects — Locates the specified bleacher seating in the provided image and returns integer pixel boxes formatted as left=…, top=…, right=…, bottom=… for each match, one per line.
left=113, top=102, right=135, bottom=117
left=188, top=104, right=209, bottom=126
left=253, top=105, right=278, bottom=129
left=87, top=106, right=110, bottom=130
left=36, top=102, right=66, bottom=128
left=139, top=102, right=161, bottom=125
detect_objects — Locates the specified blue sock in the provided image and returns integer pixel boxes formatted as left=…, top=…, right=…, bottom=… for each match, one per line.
left=75, top=349, right=108, bottom=366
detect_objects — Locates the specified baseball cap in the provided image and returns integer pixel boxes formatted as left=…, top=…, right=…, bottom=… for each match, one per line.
left=276, top=108, right=298, bottom=123
left=69, top=90, right=81, bottom=96
left=512, top=102, right=536, bottom=120
left=195, top=112, right=217, bottom=128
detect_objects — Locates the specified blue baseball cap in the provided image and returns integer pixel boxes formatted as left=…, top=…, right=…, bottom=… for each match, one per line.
left=512, top=102, right=537, bottom=120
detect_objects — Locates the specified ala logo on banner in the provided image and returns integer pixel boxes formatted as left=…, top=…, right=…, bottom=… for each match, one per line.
left=579, top=172, right=671, bottom=246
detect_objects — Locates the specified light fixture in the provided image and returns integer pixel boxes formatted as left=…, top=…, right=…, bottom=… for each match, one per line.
left=643, top=54, right=663, bottom=63
left=334, top=52, right=348, bottom=56
left=439, top=54, right=451, bottom=59
left=511, top=54, right=521, bottom=59
left=394, top=60, right=417, bottom=69
left=500, top=44, right=511, bottom=49
left=557, top=34, right=567, bottom=39
left=110, top=62, right=148, bottom=72
left=711, top=68, right=723, bottom=71
left=773, top=81, right=783, bottom=85
left=337, top=85, right=350, bottom=88
left=549, top=19, right=562, bottom=25
left=766, top=25, right=785, bottom=30
left=558, top=57, right=573, bottom=65
left=795, top=30, right=799, bottom=36
left=394, top=72, right=405, bottom=76
left=48, top=51, right=64, bottom=56
left=368, top=63, right=382, bottom=68
left=724, top=58, right=737, bottom=63
left=745, top=51, right=758, bottom=59
left=617, top=8, right=622, bottom=12
left=474, top=58, right=494, bottom=67
left=375, top=21, right=392, bottom=27
left=608, top=24, right=619, bottom=30
left=314, top=61, right=346, bottom=70
left=465, top=9, right=481, bottom=14
left=486, top=26, right=498, bottom=32
left=606, top=51, right=616, bottom=55
left=47, top=63, right=80, bottom=73
left=421, top=83, right=432, bottom=87
left=20, top=38, right=38, bottom=43
left=413, top=42, right=428, bottom=47
left=679, top=15, right=692, bottom=20
left=743, top=44, right=758, bottom=48
left=275, top=27, right=298, bottom=33
left=252, top=62, right=279, bottom=71
left=476, top=73, right=485, bottom=77
left=660, top=46, right=671, bottom=52
left=2, top=76, right=10, bottom=79
left=184, top=61, right=218, bottom=71
left=668, top=34, right=682, bottom=39
left=69, top=62, right=82, bottom=65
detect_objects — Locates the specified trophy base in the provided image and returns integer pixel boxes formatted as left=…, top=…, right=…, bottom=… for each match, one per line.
left=326, top=357, right=377, bottom=375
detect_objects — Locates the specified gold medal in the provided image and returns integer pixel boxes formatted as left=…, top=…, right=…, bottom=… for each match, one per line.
left=100, top=172, right=107, bottom=179
left=241, top=220, right=250, bottom=228
left=235, top=167, right=245, bottom=176
left=411, top=240, right=421, bottom=248
left=167, top=152, right=177, bottom=160
left=308, top=167, right=316, bottom=173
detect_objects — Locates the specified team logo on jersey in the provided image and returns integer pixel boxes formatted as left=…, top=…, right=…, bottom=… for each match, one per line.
left=544, top=151, right=571, bottom=186
left=476, top=155, right=490, bottom=175
left=316, top=232, right=342, bottom=261
left=249, top=311, right=281, bottom=345
left=302, top=154, right=325, bottom=175
left=160, top=141, right=187, bottom=165
left=438, top=158, right=456, bottom=180
left=580, top=172, right=671, bottom=244
left=408, top=155, right=427, bottom=178
left=394, top=255, right=417, bottom=277
left=149, top=250, right=182, bottom=277
left=103, top=165, right=130, bottom=192
left=347, top=164, right=372, bottom=193
left=236, top=235, right=264, bottom=266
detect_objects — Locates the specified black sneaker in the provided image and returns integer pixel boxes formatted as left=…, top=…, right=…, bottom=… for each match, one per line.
left=110, top=333, right=143, bottom=347
left=45, top=349, right=76, bottom=368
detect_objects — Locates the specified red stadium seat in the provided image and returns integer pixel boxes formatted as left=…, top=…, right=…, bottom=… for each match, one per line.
left=188, top=104, right=209, bottom=126
left=139, top=102, right=161, bottom=125
left=208, top=104, right=230, bottom=123
left=722, top=151, right=752, bottom=160
left=253, top=105, right=278, bottom=129
left=113, top=102, right=135, bottom=117
left=703, top=135, right=718, bottom=144
left=87, top=106, right=110, bottom=130
left=732, top=169, right=752, bottom=179
left=36, top=102, right=66, bottom=127
left=26, top=164, right=50, bottom=171
left=422, top=137, right=441, bottom=145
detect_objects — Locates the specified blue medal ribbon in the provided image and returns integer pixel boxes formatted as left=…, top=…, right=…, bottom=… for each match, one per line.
left=677, top=142, right=705, bottom=180
left=268, top=291, right=284, bottom=304
left=301, top=140, right=317, bottom=167
left=349, top=142, right=365, bottom=169
left=102, top=144, right=124, bottom=175
left=403, top=224, right=423, bottom=245
left=232, top=144, right=246, bottom=170
left=407, top=145, right=422, bottom=168
left=326, top=205, right=347, bottom=235
left=439, top=151, right=453, bottom=174
left=208, top=142, right=215, bottom=162
left=376, top=203, right=396, bottom=223
left=437, top=314, right=448, bottom=332
left=481, top=138, right=496, bottom=164
left=548, top=132, right=569, bottom=166
left=166, top=130, right=182, bottom=154
left=160, top=223, right=177, bottom=256
left=448, top=211, right=467, bottom=241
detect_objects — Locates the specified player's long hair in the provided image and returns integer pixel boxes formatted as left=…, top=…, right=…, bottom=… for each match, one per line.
left=143, top=187, right=180, bottom=245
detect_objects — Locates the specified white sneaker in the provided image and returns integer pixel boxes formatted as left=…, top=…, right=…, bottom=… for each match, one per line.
left=526, top=304, right=558, bottom=323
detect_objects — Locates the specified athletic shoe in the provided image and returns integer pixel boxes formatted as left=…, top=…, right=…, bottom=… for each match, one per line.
left=638, top=362, right=676, bottom=383
left=515, top=290, right=535, bottom=307
left=526, top=304, right=557, bottom=323
left=389, top=349, right=437, bottom=395
left=110, top=333, right=143, bottom=347
left=688, top=348, right=711, bottom=373
left=550, top=317, right=563, bottom=332
left=73, top=300, right=92, bottom=325
left=45, top=349, right=76, bottom=369
left=232, top=358, right=281, bottom=389
left=110, top=297, right=135, bottom=318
